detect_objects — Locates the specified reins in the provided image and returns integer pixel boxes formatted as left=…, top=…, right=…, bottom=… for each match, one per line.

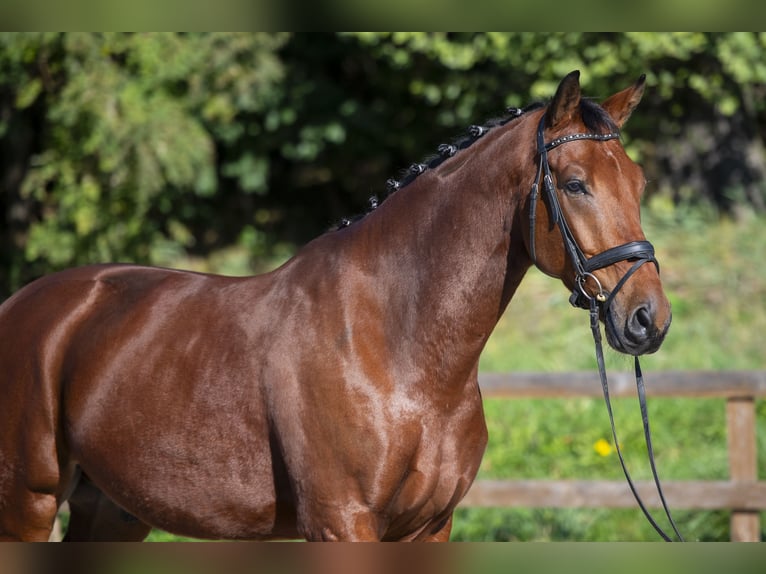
left=530, top=112, right=684, bottom=542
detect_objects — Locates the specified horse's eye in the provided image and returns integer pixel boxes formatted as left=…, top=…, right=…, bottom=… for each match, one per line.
left=564, top=179, right=587, bottom=195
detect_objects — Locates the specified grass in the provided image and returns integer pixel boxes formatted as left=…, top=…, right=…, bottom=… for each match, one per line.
left=56, top=205, right=766, bottom=541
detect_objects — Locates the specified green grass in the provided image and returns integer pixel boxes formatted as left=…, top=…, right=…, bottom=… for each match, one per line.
left=56, top=206, right=766, bottom=541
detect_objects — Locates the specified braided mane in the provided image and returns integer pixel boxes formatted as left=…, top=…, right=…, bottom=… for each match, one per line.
left=336, top=97, right=616, bottom=229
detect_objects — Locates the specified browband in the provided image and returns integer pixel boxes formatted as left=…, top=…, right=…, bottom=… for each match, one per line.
left=544, top=131, right=621, bottom=151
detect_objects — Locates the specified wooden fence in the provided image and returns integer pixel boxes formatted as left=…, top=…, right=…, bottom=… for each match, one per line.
left=460, top=370, right=766, bottom=541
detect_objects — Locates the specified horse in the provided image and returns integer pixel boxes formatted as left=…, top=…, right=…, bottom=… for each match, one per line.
left=0, top=71, right=671, bottom=541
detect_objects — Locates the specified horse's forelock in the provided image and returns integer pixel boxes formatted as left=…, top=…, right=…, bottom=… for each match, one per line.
left=579, top=99, right=620, bottom=135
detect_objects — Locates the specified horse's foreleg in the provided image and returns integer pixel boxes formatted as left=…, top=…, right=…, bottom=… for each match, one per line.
left=298, top=505, right=384, bottom=541
left=298, top=507, right=453, bottom=541
left=63, top=476, right=152, bottom=541
left=419, top=514, right=453, bottom=542
left=0, top=488, right=59, bottom=542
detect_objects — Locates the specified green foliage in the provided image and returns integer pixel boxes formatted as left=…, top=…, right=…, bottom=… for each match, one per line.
left=2, top=33, right=766, bottom=297
left=0, top=32, right=287, bottom=293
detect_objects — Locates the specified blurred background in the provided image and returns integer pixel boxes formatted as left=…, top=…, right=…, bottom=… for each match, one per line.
left=1, top=33, right=764, bottom=296
left=2, top=32, right=764, bottom=541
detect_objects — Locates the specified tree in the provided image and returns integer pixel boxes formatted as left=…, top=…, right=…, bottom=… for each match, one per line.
left=2, top=33, right=765, bottom=299
left=0, top=33, right=288, bottom=297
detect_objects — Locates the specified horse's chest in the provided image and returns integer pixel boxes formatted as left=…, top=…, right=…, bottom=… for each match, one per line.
left=383, top=402, right=488, bottom=535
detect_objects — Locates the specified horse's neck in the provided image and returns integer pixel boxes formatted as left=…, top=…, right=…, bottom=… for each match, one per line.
left=352, top=124, right=535, bottom=384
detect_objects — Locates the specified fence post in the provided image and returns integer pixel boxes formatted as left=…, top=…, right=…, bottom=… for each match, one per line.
left=726, top=396, right=760, bottom=541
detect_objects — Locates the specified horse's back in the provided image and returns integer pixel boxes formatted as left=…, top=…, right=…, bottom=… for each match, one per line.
left=0, top=263, right=231, bottom=392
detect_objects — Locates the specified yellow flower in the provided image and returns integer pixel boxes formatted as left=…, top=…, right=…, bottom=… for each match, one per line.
left=594, top=438, right=613, bottom=457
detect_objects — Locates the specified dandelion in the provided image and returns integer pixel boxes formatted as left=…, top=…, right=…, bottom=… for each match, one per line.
left=593, top=438, right=613, bottom=457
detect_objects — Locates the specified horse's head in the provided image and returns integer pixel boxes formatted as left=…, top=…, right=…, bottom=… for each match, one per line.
left=524, top=71, right=671, bottom=356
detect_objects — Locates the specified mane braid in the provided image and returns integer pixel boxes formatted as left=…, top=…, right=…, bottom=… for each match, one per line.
left=333, top=99, right=581, bottom=230
left=379, top=101, right=547, bottom=197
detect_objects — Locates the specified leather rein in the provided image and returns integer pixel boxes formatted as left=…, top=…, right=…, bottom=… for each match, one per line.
left=529, top=112, right=684, bottom=542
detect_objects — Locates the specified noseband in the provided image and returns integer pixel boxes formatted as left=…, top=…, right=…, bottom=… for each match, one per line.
left=529, top=112, right=684, bottom=542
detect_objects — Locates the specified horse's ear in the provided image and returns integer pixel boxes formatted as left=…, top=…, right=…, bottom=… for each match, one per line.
left=601, top=74, right=647, bottom=129
left=546, top=70, right=581, bottom=129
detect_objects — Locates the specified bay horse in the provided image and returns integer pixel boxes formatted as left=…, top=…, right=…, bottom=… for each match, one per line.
left=0, top=71, right=671, bottom=542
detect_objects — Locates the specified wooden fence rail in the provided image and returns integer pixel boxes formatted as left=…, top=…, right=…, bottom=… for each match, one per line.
left=459, top=370, right=766, bottom=541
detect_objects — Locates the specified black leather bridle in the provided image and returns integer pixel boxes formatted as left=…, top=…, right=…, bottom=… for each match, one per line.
left=529, top=112, right=684, bottom=542
left=529, top=112, right=659, bottom=311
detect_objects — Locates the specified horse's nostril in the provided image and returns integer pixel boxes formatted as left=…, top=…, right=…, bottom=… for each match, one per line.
left=627, top=305, right=653, bottom=342
left=635, top=306, right=652, bottom=330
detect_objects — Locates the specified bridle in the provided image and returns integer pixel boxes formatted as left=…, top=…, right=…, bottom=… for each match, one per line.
left=529, top=112, right=684, bottom=542
left=529, top=112, right=658, bottom=311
